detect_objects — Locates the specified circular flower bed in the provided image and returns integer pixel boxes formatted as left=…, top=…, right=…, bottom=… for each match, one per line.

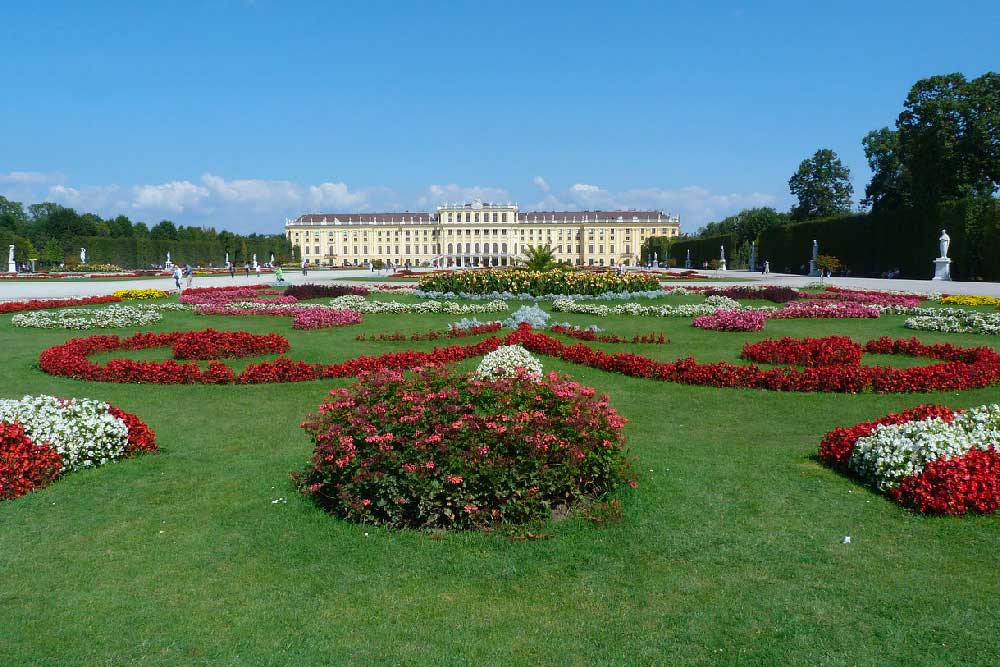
left=294, top=367, right=634, bottom=530
left=417, top=268, right=660, bottom=296
left=171, top=329, right=289, bottom=359
left=0, top=395, right=157, bottom=501
left=817, top=403, right=1000, bottom=515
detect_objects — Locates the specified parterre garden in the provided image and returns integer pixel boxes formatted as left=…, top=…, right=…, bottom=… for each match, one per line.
left=2, top=270, right=1000, bottom=666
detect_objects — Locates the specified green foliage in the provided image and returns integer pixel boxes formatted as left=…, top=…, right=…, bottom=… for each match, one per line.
left=789, top=149, right=854, bottom=220
left=698, top=207, right=790, bottom=241
left=862, top=127, right=908, bottom=211
left=521, top=245, right=557, bottom=271
left=814, top=254, right=842, bottom=273
left=669, top=233, right=739, bottom=269
left=640, top=236, right=672, bottom=265
left=758, top=198, right=1000, bottom=280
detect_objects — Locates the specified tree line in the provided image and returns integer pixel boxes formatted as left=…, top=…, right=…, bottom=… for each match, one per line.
left=0, top=198, right=297, bottom=269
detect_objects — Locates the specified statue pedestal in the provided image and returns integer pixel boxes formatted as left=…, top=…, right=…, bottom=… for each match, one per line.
left=719, top=260, right=726, bottom=272
left=808, top=260, right=820, bottom=277
left=7, top=261, right=15, bottom=273
left=932, top=257, right=952, bottom=281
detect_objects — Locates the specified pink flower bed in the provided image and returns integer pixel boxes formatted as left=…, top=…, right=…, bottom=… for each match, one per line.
left=771, top=302, right=881, bottom=319
left=692, top=309, right=767, bottom=331
left=291, top=308, right=363, bottom=330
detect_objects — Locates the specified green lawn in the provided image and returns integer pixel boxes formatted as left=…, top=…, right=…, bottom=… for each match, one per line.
left=1, top=295, right=998, bottom=666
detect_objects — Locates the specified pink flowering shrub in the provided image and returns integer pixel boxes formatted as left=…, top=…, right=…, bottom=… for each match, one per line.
left=692, top=309, right=767, bottom=332
left=294, top=366, right=635, bottom=530
left=291, top=308, right=363, bottom=330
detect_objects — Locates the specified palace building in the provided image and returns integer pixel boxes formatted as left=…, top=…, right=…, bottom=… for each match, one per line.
left=285, top=200, right=680, bottom=268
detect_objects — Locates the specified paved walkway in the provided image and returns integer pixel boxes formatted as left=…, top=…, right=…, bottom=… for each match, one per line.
left=1, top=268, right=997, bottom=300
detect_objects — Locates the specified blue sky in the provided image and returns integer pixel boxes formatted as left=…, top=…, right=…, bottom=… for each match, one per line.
left=1, top=1, right=997, bottom=233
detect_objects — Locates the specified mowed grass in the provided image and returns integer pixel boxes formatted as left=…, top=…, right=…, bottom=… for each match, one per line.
left=1, top=294, right=999, bottom=666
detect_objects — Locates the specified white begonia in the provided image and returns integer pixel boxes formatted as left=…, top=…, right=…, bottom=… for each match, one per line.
left=550, top=295, right=757, bottom=318
left=11, top=303, right=189, bottom=329
left=329, top=296, right=509, bottom=315
left=903, top=309, right=1000, bottom=335
left=849, top=404, right=1000, bottom=491
left=0, top=395, right=130, bottom=472
left=474, top=345, right=543, bottom=380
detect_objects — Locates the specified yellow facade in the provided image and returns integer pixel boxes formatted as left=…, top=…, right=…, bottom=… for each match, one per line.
left=285, top=200, right=680, bottom=268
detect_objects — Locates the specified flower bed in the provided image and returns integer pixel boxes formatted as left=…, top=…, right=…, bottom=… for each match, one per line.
left=12, top=303, right=189, bottom=329
left=0, top=395, right=158, bottom=501
left=40, top=325, right=1000, bottom=393
left=702, top=286, right=800, bottom=303
left=692, top=309, right=767, bottom=332
left=112, top=289, right=171, bottom=300
left=939, top=295, right=1000, bottom=308
left=817, top=404, right=1000, bottom=515
left=417, top=269, right=660, bottom=296
left=552, top=295, right=744, bottom=318
left=0, top=295, right=121, bottom=314
left=291, top=308, right=364, bottom=330
left=331, top=295, right=509, bottom=315
left=808, top=287, right=922, bottom=308
left=474, top=344, right=543, bottom=379
left=356, top=322, right=503, bottom=342
left=549, top=324, right=669, bottom=344
left=769, top=302, right=881, bottom=319
left=904, top=309, right=1000, bottom=335
left=293, top=366, right=634, bottom=530
left=171, top=329, right=290, bottom=360
left=741, top=336, right=863, bottom=367
left=284, top=284, right=370, bottom=300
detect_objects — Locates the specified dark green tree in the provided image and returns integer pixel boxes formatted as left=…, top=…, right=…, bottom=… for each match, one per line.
left=788, top=149, right=854, bottom=220
left=861, top=127, right=908, bottom=211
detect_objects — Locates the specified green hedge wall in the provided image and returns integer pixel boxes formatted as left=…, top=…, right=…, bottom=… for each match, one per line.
left=669, top=233, right=740, bottom=269
left=72, top=236, right=297, bottom=269
left=757, top=199, right=1000, bottom=280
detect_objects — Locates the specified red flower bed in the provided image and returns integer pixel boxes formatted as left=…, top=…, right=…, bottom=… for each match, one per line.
left=0, top=295, right=121, bottom=314
left=284, top=283, right=370, bottom=299
left=0, top=421, right=63, bottom=500
left=892, top=448, right=1000, bottom=515
left=742, top=336, right=863, bottom=368
left=106, top=405, right=159, bottom=455
left=549, top=324, right=669, bottom=344
left=39, top=325, right=1000, bottom=393
left=171, top=329, right=289, bottom=360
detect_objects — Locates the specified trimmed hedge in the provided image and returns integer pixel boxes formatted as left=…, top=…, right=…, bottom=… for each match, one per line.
left=757, top=199, right=1000, bottom=280
left=669, top=233, right=740, bottom=269
left=69, top=236, right=297, bottom=269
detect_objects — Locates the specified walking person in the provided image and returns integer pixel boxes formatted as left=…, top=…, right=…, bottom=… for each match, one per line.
left=255, top=263, right=261, bottom=278
left=301, top=259, right=308, bottom=276
left=173, top=265, right=182, bottom=292
left=275, top=266, right=285, bottom=283
left=243, top=262, right=250, bottom=277
left=228, top=262, right=235, bottom=279
left=764, top=260, right=770, bottom=275
left=184, top=264, right=194, bottom=289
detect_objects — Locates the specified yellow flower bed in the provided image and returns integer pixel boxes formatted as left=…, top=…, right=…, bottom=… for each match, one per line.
left=940, top=295, right=1000, bottom=308
left=112, top=288, right=171, bottom=300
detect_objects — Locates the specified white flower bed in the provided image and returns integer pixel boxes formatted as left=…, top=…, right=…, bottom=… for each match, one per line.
left=474, top=345, right=543, bottom=380
left=551, top=295, right=754, bottom=317
left=0, top=395, right=130, bottom=471
left=849, top=404, right=1000, bottom=491
left=416, top=289, right=679, bottom=301
left=903, top=309, right=1000, bottom=335
left=331, top=295, right=509, bottom=315
left=11, top=303, right=189, bottom=329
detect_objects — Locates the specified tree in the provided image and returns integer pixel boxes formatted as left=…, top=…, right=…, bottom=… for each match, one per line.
left=896, top=72, right=1000, bottom=207
left=42, top=238, right=63, bottom=265
left=641, top=236, right=672, bottom=265
left=521, top=245, right=556, bottom=271
left=861, top=128, right=908, bottom=211
left=788, top=149, right=854, bottom=220
left=150, top=220, right=179, bottom=240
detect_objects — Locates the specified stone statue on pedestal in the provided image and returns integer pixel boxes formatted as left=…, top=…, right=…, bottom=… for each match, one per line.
left=685, top=249, right=692, bottom=269
left=165, top=252, right=172, bottom=268
left=933, top=229, right=952, bottom=281
left=808, top=240, right=821, bottom=277
left=719, top=245, right=727, bottom=271
left=8, top=245, right=15, bottom=273
left=80, top=247, right=86, bottom=264
left=252, top=253, right=258, bottom=269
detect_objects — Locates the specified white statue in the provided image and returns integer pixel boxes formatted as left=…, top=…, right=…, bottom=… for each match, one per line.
left=8, top=245, right=15, bottom=273
left=80, top=247, right=86, bottom=264
left=225, top=252, right=229, bottom=266
left=269, top=252, right=275, bottom=266
left=165, top=251, right=172, bottom=268
left=720, top=245, right=726, bottom=261
left=812, top=239, right=818, bottom=259
left=939, top=229, right=950, bottom=259
left=252, top=253, right=258, bottom=269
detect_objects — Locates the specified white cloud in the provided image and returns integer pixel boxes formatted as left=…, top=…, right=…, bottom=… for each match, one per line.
left=0, top=171, right=61, bottom=185
left=131, top=181, right=210, bottom=213
left=418, top=183, right=511, bottom=207
left=532, top=176, right=550, bottom=192
left=307, top=182, right=369, bottom=210
left=48, top=184, right=124, bottom=211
